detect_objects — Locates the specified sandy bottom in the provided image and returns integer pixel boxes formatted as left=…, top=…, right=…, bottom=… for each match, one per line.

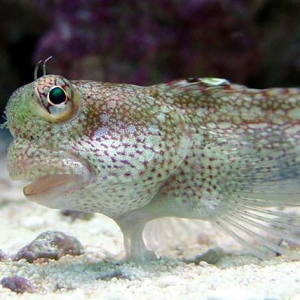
left=0, top=152, right=300, bottom=300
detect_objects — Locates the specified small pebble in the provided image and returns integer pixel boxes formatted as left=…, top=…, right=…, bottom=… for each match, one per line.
left=14, top=231, right=84, bottom=263
left=205, top=287, right=264, bottom=300
left=60, top=209, right=94, bottom=222
left=0, top=249, right=7, bottom=261
left=185, top=247, right=223, bottom=265
left=156, top=275, right=185, bottom=287
left=196, top=247, right=223, bottom=265
left=197, top=233, right=211, bottom=245
left=1, top=276, right=34, bottom=294
left=96, top=270, right=132, bottom=281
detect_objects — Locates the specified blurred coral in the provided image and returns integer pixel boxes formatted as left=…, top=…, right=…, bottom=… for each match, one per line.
left=2, top=0, right=300, bottom=124
left=34, top=0, right=259, bottom=84
left=0, top=1, right=47, bottom=123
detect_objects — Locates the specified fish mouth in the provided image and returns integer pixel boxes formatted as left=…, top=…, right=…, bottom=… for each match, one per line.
left=7, top=142, right=94, bottom=207
left=22, top=172, right=91, bottom=210
left=23, top=174, right=82, bottom=198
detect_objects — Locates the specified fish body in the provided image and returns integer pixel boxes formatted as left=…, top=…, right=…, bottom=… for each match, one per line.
left=5, top=74, right=300, bottom=261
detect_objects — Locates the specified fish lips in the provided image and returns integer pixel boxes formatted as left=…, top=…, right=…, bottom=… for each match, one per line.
left=23, top=174, right=83, bottom=206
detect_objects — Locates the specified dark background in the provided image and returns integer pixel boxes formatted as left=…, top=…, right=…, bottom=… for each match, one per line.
left=1, top=0, right=300, bottom=127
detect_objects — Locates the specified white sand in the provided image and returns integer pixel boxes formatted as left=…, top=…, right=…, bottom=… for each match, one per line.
left=1, top=152, right=300, bottom=300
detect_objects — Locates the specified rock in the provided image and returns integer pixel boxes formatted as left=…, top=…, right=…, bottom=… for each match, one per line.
left=14, top=231, right=84, bottom=263
left=1, top=276, right=34, bottom=294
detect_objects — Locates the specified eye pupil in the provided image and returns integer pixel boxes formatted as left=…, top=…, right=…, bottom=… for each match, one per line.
left=48, top=87, right=67, bottom=105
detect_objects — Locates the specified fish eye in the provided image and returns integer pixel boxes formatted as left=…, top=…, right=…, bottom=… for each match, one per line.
left=48, top=86, right=68, bottom=105
left=33, top=75, right=81, bottom=123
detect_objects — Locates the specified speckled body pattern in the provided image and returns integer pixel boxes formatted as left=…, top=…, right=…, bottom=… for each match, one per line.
left=5, top=74, right=300, bottom=261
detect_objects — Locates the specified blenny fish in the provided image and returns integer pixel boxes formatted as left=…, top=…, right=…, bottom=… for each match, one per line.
left=4, top=62, right=300, bottom=261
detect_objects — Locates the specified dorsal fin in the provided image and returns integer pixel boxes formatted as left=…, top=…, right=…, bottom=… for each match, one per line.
left=154, top=77, right=232, bottom=95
